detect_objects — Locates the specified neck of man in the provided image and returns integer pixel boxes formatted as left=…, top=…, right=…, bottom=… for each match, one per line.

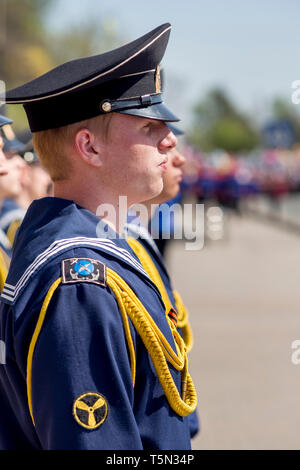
left=130, top=200, right=159, bottom=228
left=0, top=195, right=6, bottom=211
left=54, top=180, right=129, bottom=235
left=15, top=192, right=32, bottom=210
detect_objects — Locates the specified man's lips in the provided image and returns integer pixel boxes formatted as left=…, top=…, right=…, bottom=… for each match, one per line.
left=159, top=156, right=168, bottom=170
left=0, top=166, right=8, bottom=176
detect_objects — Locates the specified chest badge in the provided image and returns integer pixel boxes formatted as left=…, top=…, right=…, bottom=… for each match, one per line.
left=73, top=392, right=108, bottom=430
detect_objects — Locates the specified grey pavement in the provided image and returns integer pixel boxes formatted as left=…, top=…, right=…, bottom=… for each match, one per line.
left=165, top=212, right=300, bottom=450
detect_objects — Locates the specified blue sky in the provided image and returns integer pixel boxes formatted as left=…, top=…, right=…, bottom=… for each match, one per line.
left=47, top=0, right=300, bottom=129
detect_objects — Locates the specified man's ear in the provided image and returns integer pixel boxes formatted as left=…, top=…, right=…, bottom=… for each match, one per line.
left=74, top=128, right=103, bottom=167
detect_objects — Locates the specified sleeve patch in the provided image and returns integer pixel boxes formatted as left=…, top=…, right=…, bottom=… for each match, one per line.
left=61, top=258, right=106, bottom=287
left=73, top=392, right=108, bottom=430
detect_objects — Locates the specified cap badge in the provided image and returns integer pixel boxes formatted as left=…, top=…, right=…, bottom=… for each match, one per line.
left=155, top=66, right=161, bottom=93
left=1, top=124, right=15, bottom=141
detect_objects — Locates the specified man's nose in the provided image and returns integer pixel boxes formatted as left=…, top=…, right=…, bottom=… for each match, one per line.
left=158, top=127, right=177, bottom=151
left=10, top=154, right=26, bottom=169
left=173, top=150, right=186, bottom=167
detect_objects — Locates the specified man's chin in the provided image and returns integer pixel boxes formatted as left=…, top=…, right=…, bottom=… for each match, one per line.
left=147, top=182, right=165, bottom=202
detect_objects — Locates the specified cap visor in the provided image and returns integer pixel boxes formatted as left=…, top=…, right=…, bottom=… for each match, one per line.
left=0, top=115, right=13, bottom=127
left=3, top=138, right=26, bottom=153
left=118, top=102, right=180, bottom=122
left=167, top=122, right=184, bottom=135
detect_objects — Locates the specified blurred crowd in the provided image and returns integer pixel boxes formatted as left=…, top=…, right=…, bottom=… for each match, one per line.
left=178, top=145, right=300, bottom=211
left=149, top=143, right=300, bottom=253
left=2, top=120, right=300, bottom=258
left=0, top=124, right=52, bottom=257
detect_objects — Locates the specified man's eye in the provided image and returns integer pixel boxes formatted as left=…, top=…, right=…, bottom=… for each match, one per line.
left=142, top=124, right=152, bottom=133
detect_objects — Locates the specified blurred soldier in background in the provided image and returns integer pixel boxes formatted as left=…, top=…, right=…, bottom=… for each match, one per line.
left=15, top=140, right=52, bottom=210
left=125, top=123, right=200, bottom=439
left=0, top=114, right=19, bottom=289
left=0, top=123, right=27, bottom=247
left=148, top=124, right=185, bottom=258
left=0, top=128, right=52, bottom=248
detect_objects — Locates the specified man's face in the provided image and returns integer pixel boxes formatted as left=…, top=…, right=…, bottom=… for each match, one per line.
left=0, top=136, right=8, bottom=176
left=146, top=146, right=186, bottom=205
left=0, top=153, right=25, bottom=199
left=100, top=113, right=177, bottom=206
left=159, top=146, right=186, bottom=202
left=29, top=164, right=52, bottom=199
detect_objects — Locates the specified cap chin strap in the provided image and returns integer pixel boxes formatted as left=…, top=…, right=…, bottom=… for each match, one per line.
left=100, top=93, right=162, bottom=114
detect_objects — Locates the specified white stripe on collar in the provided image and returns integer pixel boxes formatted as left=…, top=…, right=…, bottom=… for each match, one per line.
left=2, top=237, right=149, bottom=302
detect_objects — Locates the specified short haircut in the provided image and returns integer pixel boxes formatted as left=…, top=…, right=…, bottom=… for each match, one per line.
left=32, top=113, right=113, bottom=181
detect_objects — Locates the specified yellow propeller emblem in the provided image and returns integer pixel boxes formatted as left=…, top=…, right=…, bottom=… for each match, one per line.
left=73, top=392, right=108, bottom=430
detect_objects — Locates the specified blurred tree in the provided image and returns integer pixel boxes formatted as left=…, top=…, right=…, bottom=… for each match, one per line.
left=271, top=97, right=300, bottom=142
left=47, top=17, right=121, bottom=64
left=0, top=0, right=56, bottom=129
left=188, top=88, right=260, bottom=153
left=0, top=0, right=56, bottom=87
left=0, top=0, right=121, bottom=131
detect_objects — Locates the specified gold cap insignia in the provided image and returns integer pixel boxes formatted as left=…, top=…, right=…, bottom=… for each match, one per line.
left=155, top=66, right=161, bottom=93
left=101, top=101, right=112, bottom=113
left=2, top=124, right=15, bottom=141
left=73, top=392, right=108, bottom=430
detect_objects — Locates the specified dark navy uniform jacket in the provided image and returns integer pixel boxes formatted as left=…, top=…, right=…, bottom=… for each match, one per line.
left=125, top=219, right=200, bottom=439
left=0, top=197, right=191, bottom=450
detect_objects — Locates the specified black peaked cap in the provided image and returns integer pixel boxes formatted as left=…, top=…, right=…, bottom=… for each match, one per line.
left=2, top=23, right=179, bottom=131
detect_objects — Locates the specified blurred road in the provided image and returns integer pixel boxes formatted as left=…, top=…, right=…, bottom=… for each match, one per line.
left=166, top=212, right=300, bottom=450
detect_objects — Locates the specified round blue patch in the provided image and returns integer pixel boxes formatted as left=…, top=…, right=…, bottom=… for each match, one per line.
left=74, top=260, right=95, bottom=276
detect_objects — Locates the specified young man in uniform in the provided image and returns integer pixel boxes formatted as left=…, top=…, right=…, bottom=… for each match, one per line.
left=0, top=24, right=197, bottom=450
left=15, top=142, right=52, bottom=210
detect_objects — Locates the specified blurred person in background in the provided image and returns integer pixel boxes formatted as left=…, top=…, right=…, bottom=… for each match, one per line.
left=148, top=124, right=185, bottom=258
left=0, top=123, right=27, bottom=247
left=0, top=114, right=20, bottom=290
left=125, top=123, right=200, bottom=439
left=15, top=140, right=52, bottom=210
